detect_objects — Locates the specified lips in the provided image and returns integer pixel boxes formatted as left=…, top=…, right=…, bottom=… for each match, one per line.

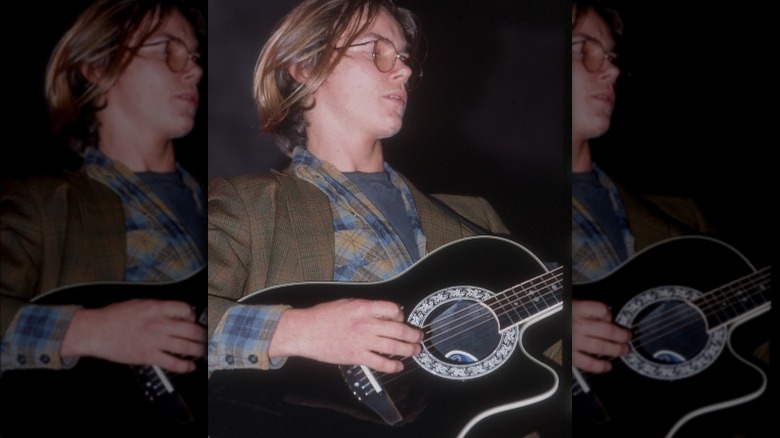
left=385, top=90, right=407, bottom=105
left=176, top=91, right=199, bottom=106
left=592, top=90, right=614, bottom=105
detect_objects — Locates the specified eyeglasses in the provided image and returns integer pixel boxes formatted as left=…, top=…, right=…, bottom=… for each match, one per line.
left=347, top=37, right=423, bottom=91
left=140, top=38, right=201, bottom=73
left=572, top=38, right=617, bottom=73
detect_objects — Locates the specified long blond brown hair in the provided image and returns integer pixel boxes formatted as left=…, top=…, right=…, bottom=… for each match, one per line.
left=45, top=0, right=204, bottom=153
left=254, top=0, right=420, bottom=155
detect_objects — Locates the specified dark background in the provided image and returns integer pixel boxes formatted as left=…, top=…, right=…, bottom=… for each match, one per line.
left=207, top=2, right=571, bottom=434
left=207, top=0, right=570, bottom=267
left=590, top=3, right=773, bottom=435
left=589, top=1, right=773, bottom=267
left=7, top=3, right=772, bottom=293
left=8, top=0, right=208, bottom=185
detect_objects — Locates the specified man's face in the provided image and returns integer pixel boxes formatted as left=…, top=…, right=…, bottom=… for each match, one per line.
left=309, top=8, right=413, bottom=144
left=101, top=10, right=203, bottom=143
left=572, top=9, right=620, bottom=147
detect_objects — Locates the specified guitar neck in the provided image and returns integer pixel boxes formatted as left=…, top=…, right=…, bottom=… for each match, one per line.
left=695, top=265, right=771, bottom=330
left=487, top=266, right=564, bottom=332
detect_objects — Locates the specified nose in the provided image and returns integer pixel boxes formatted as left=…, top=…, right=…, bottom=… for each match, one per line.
left=182, top=58, right=203, bottom=85
left=390, top=56, right=413, bottom=89
left=600, top=58, right=620, bottom=84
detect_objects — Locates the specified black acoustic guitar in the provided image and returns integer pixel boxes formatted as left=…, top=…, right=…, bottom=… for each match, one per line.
left=572, top=236, right=772, bottom=437
left=1, top=267, right=206, bottom=438
left=209, top=235, right=566, bottom=438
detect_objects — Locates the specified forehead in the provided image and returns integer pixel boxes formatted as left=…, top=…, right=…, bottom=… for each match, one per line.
left=145, top=9, right=198, bottom=48
left=355, top=8, right=408, bottom=51
left=573, top=9, right=614, bottom=49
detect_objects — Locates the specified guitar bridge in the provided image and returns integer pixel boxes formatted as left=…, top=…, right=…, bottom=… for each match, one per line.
left=340, top=365, right=403, bottom=425
left=132, top=364, right=194, bottom=424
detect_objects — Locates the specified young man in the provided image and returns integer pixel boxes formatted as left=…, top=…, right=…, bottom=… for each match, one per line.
left=571, top=1, right=769, bottom=437
left=1, top=1, right=207, bottom=436
left=207, top=1, right=564, bottom=437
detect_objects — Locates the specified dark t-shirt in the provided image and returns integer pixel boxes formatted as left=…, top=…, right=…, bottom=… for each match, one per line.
left=138, top=171, right=207, bottom=259
left=573, top=171, right=628, bottom=261
left=345, top=171, right=420, bottom=261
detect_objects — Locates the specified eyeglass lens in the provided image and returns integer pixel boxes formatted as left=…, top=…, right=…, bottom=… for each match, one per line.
left=581, top=39, right=614, bottom=73
left=165, top=39, right=199, bottom=72
left=373, top=38, right=423, bottom=91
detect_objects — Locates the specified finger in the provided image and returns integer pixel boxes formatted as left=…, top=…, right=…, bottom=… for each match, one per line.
left=573, top=300, right=612, bottom=321
left=575, top=334, right=627, bottom=358
left=155, top=300, right=196, bottom=321
left=165, top=320, right=207, bottom=343
left=151, top=351, right=197, bottom=374
left=377, top=320, right=423, bottom=344
left=573, top=319, right=631, bottom=344
left=369, top=300, right=405, bottom=321
left=373, top=336, right=421, bottom=358
left=359, top=352, right=405, bottom=374
left=573, top=351, right=612, bottom=374
left=162, top=336, right=207, bottom=358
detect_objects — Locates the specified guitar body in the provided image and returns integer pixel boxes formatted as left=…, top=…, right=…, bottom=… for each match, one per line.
left=208, top=236, right=566, bottom=438
left=1, top=268, right=207, bottom=438
left=573, top=236, right=771, bottom=437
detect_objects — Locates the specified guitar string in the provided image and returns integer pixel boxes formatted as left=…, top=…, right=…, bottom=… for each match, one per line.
left=418, top=266, right=563, bottom=336
left=359, top=284, right=565, bottom=394
left=573, top=269, right=771, bottom=384
left=356, top=268, right=565, bottom=391
left=373, top=268, right=769, bottom=395
left=605, top=267, right=769, bottom=342
left=373, top=267, right=562, bottom=360
left=420, top=268, right=564, bottom=347
left=629, top=284, right=770, bottom=351
left=694, top=267, right=771, bottom=321
left=572, top=267, right=771, bottom=388
left=624, top=267, right=770, bottom=349
left=628, top=280, right=768, bottom=350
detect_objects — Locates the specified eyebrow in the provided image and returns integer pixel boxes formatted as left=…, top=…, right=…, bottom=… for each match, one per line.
left=358, top=32, right=410, bottom=54
left=148, top=32, right=199, bottom=51
left=571, top=31, right=615, bottom=51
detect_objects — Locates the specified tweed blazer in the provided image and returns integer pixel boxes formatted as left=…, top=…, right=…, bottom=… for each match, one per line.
left=618, top=184, right=716, bottom=252
left=572, top=172, right=717, bottom=284
left=1, top=171, right=126, bottom=336
left=206, top=169, right=511, bottom=340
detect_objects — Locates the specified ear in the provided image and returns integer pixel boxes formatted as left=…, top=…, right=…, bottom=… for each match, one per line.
left=80, top=63, right=104, bottom=85
left=288, top=62, right=311, bottom=85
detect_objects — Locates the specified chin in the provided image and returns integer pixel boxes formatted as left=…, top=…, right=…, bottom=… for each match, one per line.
left=170, top=119, right=196, bottom=139
left=380, top=125, right=403, bottom=140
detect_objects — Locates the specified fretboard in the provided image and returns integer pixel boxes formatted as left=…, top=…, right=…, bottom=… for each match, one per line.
left=695, top=266, right=771, bottom=330
left=486, top=266, right=564, bottom=331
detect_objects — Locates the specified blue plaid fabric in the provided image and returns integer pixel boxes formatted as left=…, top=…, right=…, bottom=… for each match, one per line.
left=293, top=147, right=425, bottom=282
left=2, top=149, right=205, bottom=372
left=1, top=305, right=80, bottom=370
left=208, top=147, right=426, bottom=372
left=84, top=148, right=205, bottom=281
left=572, top=164, right=635, bottom=283
left=208, top=304, right=289, bottom=372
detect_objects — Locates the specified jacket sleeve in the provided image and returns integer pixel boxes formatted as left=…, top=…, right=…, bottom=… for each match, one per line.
left=1, top=179, right=80, bottom=371
left=207, top=176, right=290, bottom=372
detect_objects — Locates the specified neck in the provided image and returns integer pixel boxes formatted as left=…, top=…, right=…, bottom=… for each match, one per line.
left=572, top=137, right=593, bottom=173
left=97, top=128, right=176, bottom=173
left=305, top=126, right=385, bottom=173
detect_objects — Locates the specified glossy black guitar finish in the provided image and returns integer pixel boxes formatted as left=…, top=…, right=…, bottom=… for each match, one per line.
left=209, top=236, right=566, bottom=438
left=573, top=236, right=771, bottom=438
left=1, top=268, right=206, bottom=438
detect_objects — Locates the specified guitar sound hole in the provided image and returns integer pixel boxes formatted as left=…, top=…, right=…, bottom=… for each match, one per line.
left=423, top=299, right=500, bottom=365
left=631, top=299, right=708, bottom=364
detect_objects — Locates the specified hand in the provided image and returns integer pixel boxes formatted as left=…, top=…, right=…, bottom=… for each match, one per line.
left=269, top=298, right=423, bottom=374
left=61, top=299, right=206, bottom=373
left=572, top=299, right=630, bottom=374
